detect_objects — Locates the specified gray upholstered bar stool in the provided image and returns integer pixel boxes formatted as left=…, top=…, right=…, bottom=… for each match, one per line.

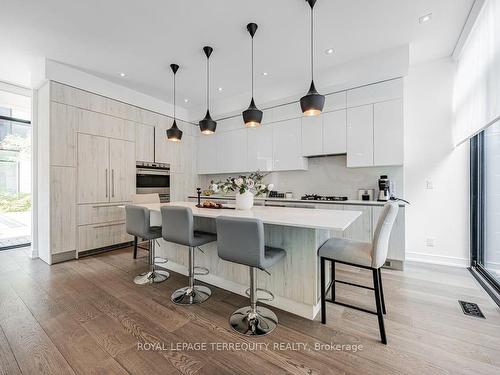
left=125, top=205, right=169, bottom=285
left=215, top=216, right=286, bottom=336
left=131, top=193, right=160, bottom=259
left=318, top=201, right=399, bottom=344
left=161, top=206, right=216, bottom=305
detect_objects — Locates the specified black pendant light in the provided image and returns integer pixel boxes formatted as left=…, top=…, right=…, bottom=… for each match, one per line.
left=166, top=64, right=183, bottom=142
left=242, top=23, right=263, bottom=128
left=300, top=0, right=325, bottom=116
left=199, top=46, right=217, bottom=134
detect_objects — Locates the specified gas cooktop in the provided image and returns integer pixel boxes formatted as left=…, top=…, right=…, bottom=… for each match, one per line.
left=300, top=194, right=349, bottom=201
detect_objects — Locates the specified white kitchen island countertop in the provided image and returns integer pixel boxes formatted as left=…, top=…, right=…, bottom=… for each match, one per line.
left=134, top=201, right=361, bottom=231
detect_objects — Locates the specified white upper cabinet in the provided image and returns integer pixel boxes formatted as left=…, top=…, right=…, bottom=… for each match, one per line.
left=196, top=135, right=217, bottom=174
left=324, top=91, right=347, bottom=112
left=347, top=78, right=403, bottom=107
left=273, top=103, right=301, bottom=122
left=216, top=129, right=248, bottom=173
left=301, top=116, right=323, bottom=156
left=248, top=125, right=273, bottom=172
left=347, top=104, right=374, bottom=167
left=322, top=109, right=347, bottom=155
left=374, top=99, right=404, bottom=166
left=273, top=119, right=308, bottom=171
left=135, top=123, right=154, bottom=162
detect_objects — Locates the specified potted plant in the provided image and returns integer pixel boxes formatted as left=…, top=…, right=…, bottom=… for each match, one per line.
left=211, top=172, right=274, bottom=210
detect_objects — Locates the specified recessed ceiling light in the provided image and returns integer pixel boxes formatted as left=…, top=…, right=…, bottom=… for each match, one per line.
left=325, top=48, right=334, bottom=55
left=217, top=87, right=223, bottom=91
left=262, top=72, right=269, bottom=76
left=419, top=13, right=432, bottom=24
left=184, top=98, right=189, bottom=103
left=119, top=72, right=126, bottom=77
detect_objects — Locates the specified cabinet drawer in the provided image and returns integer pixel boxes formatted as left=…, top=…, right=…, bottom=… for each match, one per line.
left=77, top=203, right=127, bottom=225
left=77, top=222, right=132, bottom=252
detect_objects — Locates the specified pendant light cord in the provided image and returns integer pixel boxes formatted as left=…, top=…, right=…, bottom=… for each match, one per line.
left=207, top=56, right=210, bottom=111
left=311, top=5, right=314, bottom=81
left=173, top=72, right=176, bottom=120
left=251, top=35, right=254, bottom=98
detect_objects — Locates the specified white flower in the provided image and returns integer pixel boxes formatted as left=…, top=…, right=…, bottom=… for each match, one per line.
left=211, top=184, right=219, bottom=192
left=235, top=178, right=244, bottom=187
left=246, top=178, right=255, bottom=189
left=222, top=185, right=229, bottom=193
left=267, top=184, right=274, bottom=191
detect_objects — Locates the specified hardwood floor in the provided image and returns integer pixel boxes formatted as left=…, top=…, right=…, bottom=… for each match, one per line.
left=0, top=246, right=499, bottom=375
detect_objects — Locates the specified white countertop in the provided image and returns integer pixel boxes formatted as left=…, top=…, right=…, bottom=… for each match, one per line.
left=188, top=195, right=405, bottom=207
left=134, top=201, right=361, bottom=231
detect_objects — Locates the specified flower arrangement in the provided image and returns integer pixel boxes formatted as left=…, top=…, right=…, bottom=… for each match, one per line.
left=210, top=172, right=274, bottom=197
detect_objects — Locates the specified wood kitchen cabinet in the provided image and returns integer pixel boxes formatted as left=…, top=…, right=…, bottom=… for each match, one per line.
left=77, top=133, right=109, bottom=204
left=135, top=123, right=154, bottom=162
left=77, top=133, right=134, bottom=204
left=109, top=138, right=136, bottom=202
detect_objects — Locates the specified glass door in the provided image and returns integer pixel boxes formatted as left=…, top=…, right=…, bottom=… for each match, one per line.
left=471, top=121, right=500, bottom=304
left=0, top=89, right=31, bottom=250
left=481, top=123, right=500, bottom=284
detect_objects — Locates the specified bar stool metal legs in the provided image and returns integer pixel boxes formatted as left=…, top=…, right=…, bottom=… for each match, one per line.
left=229, top=267, right=278, bottom=336
left=134, top=239, right=169, bottom=285
left=171, top=246, right=211, bottom=305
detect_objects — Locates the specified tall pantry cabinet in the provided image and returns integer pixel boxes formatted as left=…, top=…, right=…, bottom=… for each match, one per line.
left=37, top=81, right=184, bottom=264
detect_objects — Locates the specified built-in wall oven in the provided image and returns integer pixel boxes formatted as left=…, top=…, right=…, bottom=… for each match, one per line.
left=136, top=161, right=170, bottom=203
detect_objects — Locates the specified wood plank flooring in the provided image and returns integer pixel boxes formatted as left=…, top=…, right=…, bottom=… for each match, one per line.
left=0, top=246, right=499, bottom=374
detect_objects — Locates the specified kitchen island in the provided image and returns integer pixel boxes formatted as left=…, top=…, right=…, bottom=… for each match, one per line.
left=135, top=202, right=361, bottom=319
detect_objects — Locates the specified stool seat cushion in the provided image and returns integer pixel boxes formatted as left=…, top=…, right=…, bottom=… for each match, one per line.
left=262, top=246, right=286, bottom=269
left=192, top=231, right=217, bottom=247
left=140, top=226, right=162, bottom=240
left=318, top=238, right=372, bottom=268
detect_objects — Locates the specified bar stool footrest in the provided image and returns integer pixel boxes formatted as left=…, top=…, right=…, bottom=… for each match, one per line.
left=194, top=266, right=209, bottom=276
left=244, top=288, right=275, bottom=302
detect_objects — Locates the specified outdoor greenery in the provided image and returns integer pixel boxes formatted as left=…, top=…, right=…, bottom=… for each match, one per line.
left=0, top=193, right=31, bottom=212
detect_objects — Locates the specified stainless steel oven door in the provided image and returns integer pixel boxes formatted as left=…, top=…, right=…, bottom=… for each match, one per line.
left=136, top=168, right=170, bottom=202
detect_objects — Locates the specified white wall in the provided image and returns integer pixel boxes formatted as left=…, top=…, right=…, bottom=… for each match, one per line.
left=404, top=57, right=470, bottom=267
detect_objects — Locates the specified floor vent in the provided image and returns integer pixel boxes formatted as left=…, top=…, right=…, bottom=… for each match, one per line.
left=459, top=300, right=485, bottom=318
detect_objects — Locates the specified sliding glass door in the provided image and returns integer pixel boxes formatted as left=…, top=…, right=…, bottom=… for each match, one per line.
left=471, top=121, right=500, bottom=303
left=0, top=89, right=32, bottom=250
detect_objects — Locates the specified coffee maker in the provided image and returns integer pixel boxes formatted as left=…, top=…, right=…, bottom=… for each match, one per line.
left=378, top=175, right=391, bottom=202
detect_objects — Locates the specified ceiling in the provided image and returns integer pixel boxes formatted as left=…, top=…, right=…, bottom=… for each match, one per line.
left=2, top=0, right=473, bottom=117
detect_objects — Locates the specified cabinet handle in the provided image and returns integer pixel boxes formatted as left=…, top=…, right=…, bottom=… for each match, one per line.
left=92, top=222, right=125, bottom=229
left=111, top=169, right=115, bottom=198
left=92, top=203, right=129, bottom=208
left=105, top=169, right=108, bottom=198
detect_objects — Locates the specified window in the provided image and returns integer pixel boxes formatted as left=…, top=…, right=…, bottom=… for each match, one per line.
left=0, top=87, right=32, bottom=250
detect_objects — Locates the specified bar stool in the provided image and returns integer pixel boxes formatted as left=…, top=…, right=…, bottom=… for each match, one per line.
left=318, top=201, right=399, bottom=344
left=131, top=194, right=160, bottom=259
left=215, top=216, right=286, bottom=336
left=125, top=205, right=169, bottom=284
left=161, top=206, right=216, bottom=305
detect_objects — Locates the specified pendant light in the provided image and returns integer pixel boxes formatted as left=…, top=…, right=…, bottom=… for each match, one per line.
left=242, top=23, right=263, bottom=128
left=300, top=0, right=325, bottom=116
left=199, top=46, right=217, bottom=134
left=166, top=64, right=183, bottom=142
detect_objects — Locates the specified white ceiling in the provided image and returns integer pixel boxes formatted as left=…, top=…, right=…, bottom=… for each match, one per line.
left=2, top=0, right=473, bottom=117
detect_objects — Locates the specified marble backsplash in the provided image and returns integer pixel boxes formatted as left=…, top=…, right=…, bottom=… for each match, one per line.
left=199, top=155, right=404, bottom=200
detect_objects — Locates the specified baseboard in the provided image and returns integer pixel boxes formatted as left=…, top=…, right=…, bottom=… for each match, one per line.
left=406, top=251, right=469, bottom=267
